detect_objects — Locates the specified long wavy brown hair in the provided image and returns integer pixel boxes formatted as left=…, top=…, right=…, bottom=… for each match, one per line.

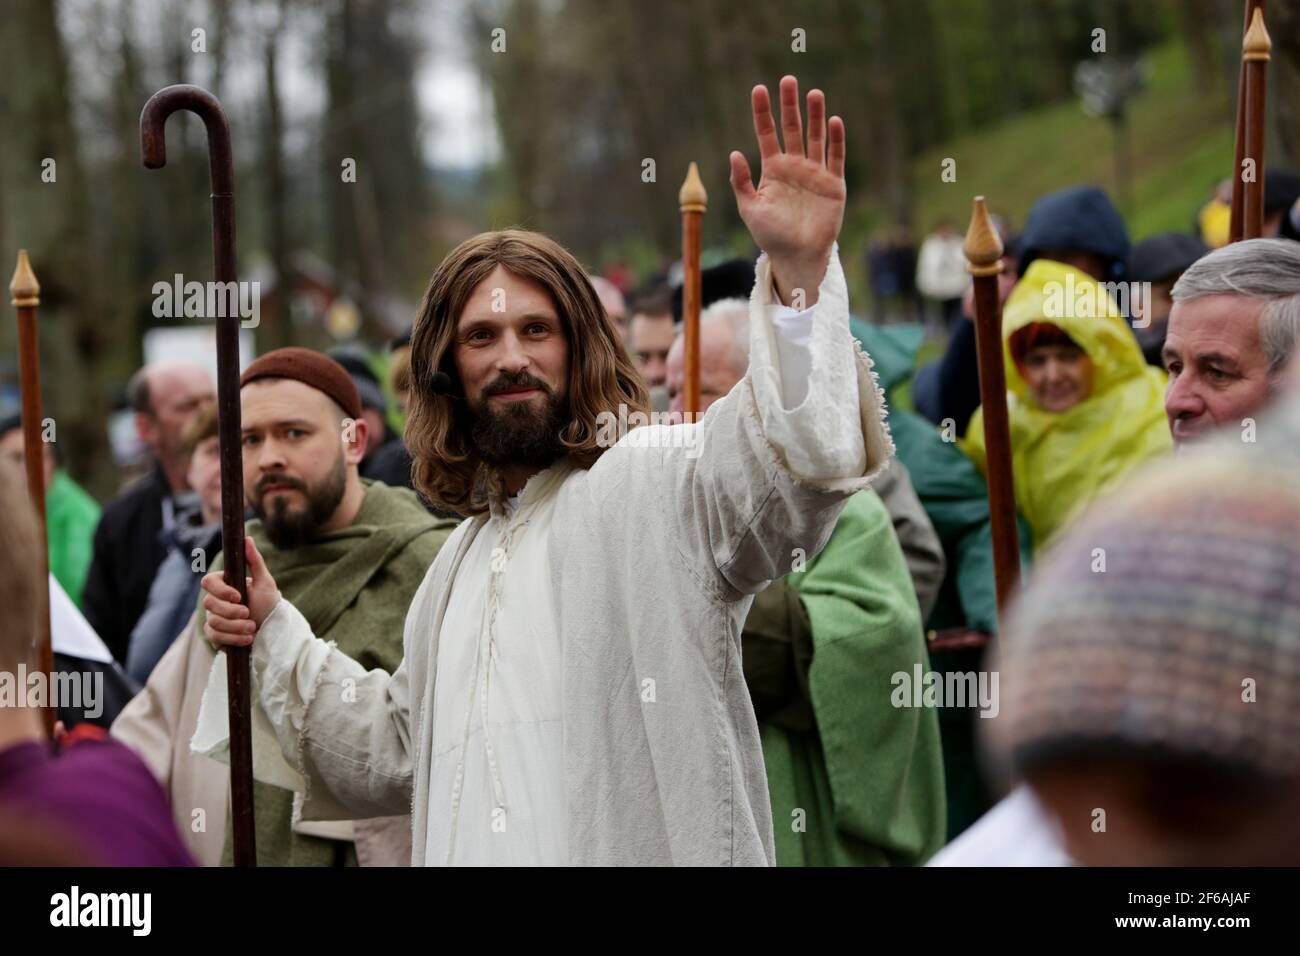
left=406, top=229, right=650, bottom=516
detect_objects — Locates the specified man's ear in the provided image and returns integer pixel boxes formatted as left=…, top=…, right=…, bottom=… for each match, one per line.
left=341, top=415, right=369, bottom=465
left=135, top=411, right=159, bottom=450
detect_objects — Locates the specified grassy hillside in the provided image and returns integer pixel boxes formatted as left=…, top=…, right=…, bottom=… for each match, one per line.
left=841, top=40, right=1233, bottom=301
left=909, top=40, right=1233, bottom=239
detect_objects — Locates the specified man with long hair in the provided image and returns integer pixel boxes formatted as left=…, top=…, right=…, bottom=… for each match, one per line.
left=196, top=76, right=893, bottom=865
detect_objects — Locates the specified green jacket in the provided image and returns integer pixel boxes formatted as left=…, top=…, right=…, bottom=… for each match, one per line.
left=212, top=480, right=459, bottom=866
left=751, top=489, right=946, bottom=866
left=47, top=469, right=101, bottom=610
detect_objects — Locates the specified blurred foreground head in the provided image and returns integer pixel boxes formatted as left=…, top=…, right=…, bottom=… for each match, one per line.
left=989, top=393, right=1300, bottom=865
left=0, top=464, right=41, bottom=683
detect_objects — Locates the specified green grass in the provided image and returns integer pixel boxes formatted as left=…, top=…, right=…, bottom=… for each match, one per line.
left=839, top=39, right=1233, bottom=328
left=907, top=40, right=1233, bottom=243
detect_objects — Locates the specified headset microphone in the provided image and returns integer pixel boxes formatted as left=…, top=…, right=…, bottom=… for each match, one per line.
left=431, top=370, right=459, bottom=398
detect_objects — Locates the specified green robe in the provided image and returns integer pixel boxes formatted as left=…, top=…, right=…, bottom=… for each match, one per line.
left=757, top=489, right=946, bottom=866
left=46, top=469, right=100, bottom=610
left=208, top=480, right=459, bottom=866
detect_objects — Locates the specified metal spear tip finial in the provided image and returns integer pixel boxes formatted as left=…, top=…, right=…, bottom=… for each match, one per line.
left=1244, top=7, right=1271, bottom=61
left=964, top=197, right=1004, bottom=277
left=10, top=249, right=40, bottom=307
left=679, top=162, right=708, bottom=213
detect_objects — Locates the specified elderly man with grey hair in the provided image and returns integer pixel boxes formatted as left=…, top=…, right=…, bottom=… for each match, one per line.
left=1163, top=237, right=1300, bottom=444
left=83, top=360, right=215, bottom=664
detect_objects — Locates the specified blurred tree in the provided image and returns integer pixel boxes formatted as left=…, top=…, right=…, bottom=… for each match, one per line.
left=0, top=0, right=114, bottom=495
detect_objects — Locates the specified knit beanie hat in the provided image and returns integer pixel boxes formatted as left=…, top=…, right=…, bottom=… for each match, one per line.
left=989, top=391, right=1300, bottom=781
left=240, top=347, right=362, bottom=421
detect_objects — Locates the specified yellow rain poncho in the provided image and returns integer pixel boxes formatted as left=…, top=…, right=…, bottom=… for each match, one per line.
left=963, top=259, right=1172, bottom=551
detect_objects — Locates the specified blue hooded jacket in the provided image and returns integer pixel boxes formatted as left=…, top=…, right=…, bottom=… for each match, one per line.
left=1017, top=185, right=1130, bottom=281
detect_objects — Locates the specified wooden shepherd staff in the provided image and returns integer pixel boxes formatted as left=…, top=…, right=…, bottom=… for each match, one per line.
left=964, top=197, right=1020, bottom=616
left=141, top=84, right=256, bottom=867
left=1230, top=0, right=1266, bottom=243
left=679, top=162, right=707, bottom=418
left=10, top=250, right=54, bottom=737
left=1241, top=7, right=1271, bottom=241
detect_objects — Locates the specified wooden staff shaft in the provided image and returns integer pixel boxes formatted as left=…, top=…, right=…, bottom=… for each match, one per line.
left=10, top=251, right=54, bottom=737
left=971, top=276, right=1019, bottom=612
left=679, top=162, right=707, bottom=418
left=141, top=84, right=256, bottom=866
left=682, top=213, right=702, bottom=415
left=1242, top=7, right=1271, bottom=240
left=1230, top=0, right=1264, bottom=243
left=964, top=198, right=1020, bottom=617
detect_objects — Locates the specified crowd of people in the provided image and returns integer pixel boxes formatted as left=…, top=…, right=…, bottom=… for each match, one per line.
left=3, top=74, right=1300, bottom=867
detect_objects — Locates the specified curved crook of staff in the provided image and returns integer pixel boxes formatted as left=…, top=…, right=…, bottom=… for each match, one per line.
left=140, top=84, right=256, bottom=867
left=964, top=197, right=1020, bottom=620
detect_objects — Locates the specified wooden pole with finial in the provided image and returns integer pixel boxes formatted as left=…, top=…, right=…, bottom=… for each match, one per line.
left=680, top=162, right=707, bottom=418
left=1241, top=7, right=1271, bottom=241
left=10, top=250, right=55, bottom=738
left=964, top=198, right=1020, bottom=617
left=1230, top=0, right=1266, bottom=243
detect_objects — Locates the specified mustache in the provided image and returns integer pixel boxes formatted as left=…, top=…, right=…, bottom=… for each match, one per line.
left=483, top=371, right=551, bottom=398
left=255, top=473, right=307, bottom=496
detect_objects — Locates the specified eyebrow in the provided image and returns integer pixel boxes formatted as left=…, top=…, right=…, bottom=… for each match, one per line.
left=458, top=311, right=560, bottom=330
left=1194, top=352, right=1241, bottom=370
left=242, top=418, right=315, bottom=434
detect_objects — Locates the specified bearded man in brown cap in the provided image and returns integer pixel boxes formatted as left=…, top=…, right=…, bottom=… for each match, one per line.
left=112, top=348, right=459, bottom=866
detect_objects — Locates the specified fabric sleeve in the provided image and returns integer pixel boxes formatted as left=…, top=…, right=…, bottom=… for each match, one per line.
left=793, top=491, right=947, bottom=865
left=614, top=245, right=893, bottom=601
left=870, top=460, right=946, bottom=620
left=111, top=616, right=199, bottom=788
left=190, top=590, right=419, bottom=821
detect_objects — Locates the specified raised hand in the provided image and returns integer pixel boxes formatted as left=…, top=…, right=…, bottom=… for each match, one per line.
left=730, top=75, right=847, bottom=308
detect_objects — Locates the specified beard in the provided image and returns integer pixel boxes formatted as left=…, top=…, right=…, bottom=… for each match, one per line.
left=251, top=450, right=348, bottom=550
left=467, top=370, right=570, bottom=469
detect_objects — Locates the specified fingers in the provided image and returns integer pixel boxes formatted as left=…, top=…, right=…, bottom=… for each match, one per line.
left=206, top=619, right=254, bottom=647
left=245, top=535, right=268, bottom=580
left=750, top=85, right=780, bottom=161
left=807, top=89, right=826, bottom=166
left=202, top=590, right=250, bottom=624
left=200, top=571, right=241, bottom=606
left=828, top=115, right=846, bottom=179
left=729, top=151, right=756, bottom=202
left=778, top=75, right=804, bottom=157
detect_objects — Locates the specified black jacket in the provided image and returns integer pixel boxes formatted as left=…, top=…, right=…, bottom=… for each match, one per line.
left=81, top=463, right=174, bottom=664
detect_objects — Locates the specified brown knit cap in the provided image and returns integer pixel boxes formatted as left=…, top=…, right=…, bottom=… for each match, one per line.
left=239, top=347, right=362, bottom=420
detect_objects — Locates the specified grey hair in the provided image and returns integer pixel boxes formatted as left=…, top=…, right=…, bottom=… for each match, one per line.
left=1171, top=238, right=1300, bottom=373
left=700, top=297, right=751, bottom=376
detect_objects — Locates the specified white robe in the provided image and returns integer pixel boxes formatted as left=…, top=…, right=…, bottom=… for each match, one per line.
left=193, top=246, right=894, bottom=865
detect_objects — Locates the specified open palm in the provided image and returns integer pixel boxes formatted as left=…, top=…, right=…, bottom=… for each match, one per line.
left=730, top=76, right=846, bottom=299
